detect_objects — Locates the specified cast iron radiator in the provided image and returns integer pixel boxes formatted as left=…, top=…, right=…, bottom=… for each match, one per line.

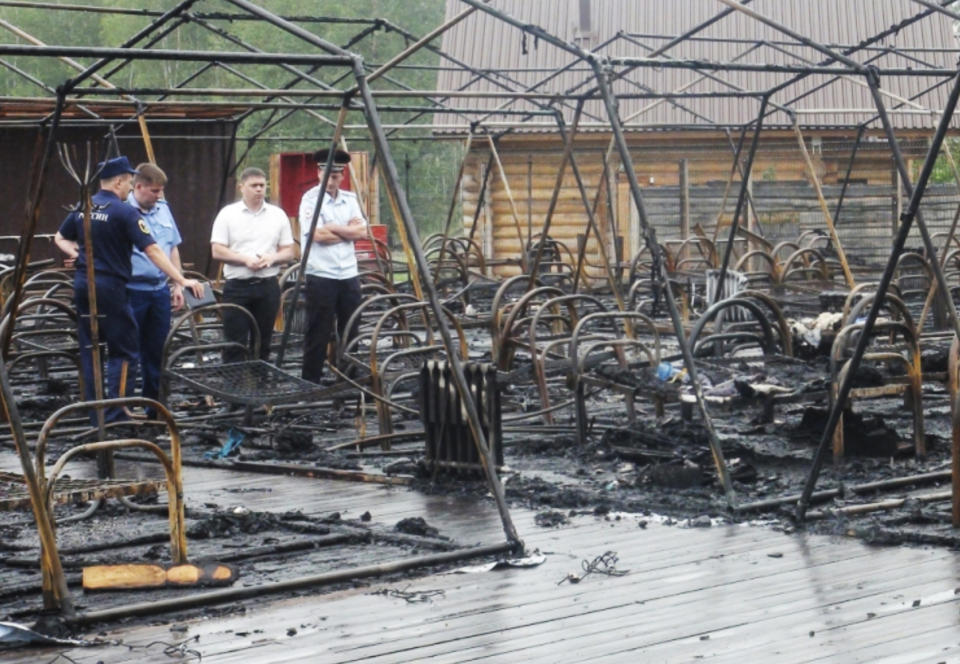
left=706, top=268, right=749, bottom=322
left=418, top=360, right=503, bottom=477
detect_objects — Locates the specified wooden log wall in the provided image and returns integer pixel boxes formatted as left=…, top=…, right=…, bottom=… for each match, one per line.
left=639, top=182, right=958, bottom=270
left=462, top=150, right=615, bottom=281
left=461, top=131, right=945, bottom=284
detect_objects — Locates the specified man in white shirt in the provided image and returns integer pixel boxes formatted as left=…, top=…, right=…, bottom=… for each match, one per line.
left=298, top=148, right=367, bottom=383
left=211, top=167, right=296, bottom=362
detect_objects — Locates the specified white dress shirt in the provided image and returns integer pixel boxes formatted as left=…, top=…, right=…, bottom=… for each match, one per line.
left=299, top=185, right=366, bottom=280
left=210, top=199, right=294, bottom=280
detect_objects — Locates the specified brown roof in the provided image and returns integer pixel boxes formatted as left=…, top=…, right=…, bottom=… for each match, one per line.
left=0, top=98, right=247, bottom=121
left=436, top=0, right=960, bottom=132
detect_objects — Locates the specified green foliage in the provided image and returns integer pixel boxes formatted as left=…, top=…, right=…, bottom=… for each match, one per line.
left=0, top=0, right=458, bottom=241
left=927, top=137, right=960, bottom=184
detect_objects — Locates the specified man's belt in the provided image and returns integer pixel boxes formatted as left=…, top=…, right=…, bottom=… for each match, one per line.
left=129, top=277, right=168, bottom=288
left=227, top=277, right=274, bottom=285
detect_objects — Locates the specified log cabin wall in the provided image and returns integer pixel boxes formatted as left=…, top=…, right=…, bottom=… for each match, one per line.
left=461, top=130, right=943, bottom=284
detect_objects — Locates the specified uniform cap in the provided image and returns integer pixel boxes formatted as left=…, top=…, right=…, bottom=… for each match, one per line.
left=313, top=148, right=351, bottom=173
left=98, top=155, right=139, bottom=180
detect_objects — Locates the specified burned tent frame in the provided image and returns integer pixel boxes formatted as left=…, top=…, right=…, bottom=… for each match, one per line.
left=0, top=0, right=527, bottom=622
left=2, top=0, right=960, bottom=619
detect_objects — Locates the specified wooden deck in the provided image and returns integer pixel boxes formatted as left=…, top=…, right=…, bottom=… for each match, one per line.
left=3, top=459, right=960, bottom=662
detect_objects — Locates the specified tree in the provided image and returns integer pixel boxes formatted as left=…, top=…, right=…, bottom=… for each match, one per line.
left=0, top=0, right=460, bottom=239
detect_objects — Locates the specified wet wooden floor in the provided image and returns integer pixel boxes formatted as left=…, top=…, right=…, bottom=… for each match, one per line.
left=4, top=460, right=960, bottom=663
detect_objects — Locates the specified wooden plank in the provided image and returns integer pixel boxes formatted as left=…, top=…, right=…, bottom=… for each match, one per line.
left=641, top=584, right=960, bottom=664
left=6, top=458, right=960, bottom=664
left=12, top=526, right=953, bottom=664
left=419, top=563, right=958, bottom=663
left=302, top=516, right=924, bottom=656
left=327, top=548, right=955, bottom=663
left=800, top=620, right=960, bottom=663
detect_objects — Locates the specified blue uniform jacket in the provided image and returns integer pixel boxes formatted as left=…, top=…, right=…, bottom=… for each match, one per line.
left=58, top=190, right=156, bottom=282
left=126, top=195, right=182, bottom=291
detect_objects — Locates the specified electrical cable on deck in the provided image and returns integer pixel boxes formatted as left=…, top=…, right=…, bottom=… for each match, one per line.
left=558, top=550, right=628, bottom=585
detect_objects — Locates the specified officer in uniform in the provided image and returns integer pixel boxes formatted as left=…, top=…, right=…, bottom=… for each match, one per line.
left=126, top=162, right=185, bottom=419
left=54, top=155, right=203, bottom=424
left=298, top=148, right=368, bottom=384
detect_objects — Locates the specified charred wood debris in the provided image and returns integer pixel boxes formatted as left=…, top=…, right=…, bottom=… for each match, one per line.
left=3, top=234, right=960, bottom=628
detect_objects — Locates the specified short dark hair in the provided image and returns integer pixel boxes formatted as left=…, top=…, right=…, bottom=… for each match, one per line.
left=134, top=162, right=167, bottom=186
left=239, top=167, right=266, bottom=182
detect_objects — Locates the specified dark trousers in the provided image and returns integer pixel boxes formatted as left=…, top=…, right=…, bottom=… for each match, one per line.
left=222, top=278, right=280, bottom=363
left=302, top=275, right=362, bottom=383
left=128, top=286, right=171, bottom=417
left=75, top=275, right=139, bottom=425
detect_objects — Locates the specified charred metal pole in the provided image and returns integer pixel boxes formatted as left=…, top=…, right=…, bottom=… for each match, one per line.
left=870, top=69, right=960, bottom=345
left=457, top=0, right=737, bottom=500
left=185, top=13, right=340, bottom=107
left=716, top=0, right=956, bottom=135
left=221, top=0, right=522, bottom=548
left=0, top=57, right=55, bottom=95
left=603, top=56, right=945, bottom=77
left=372, top=17, right=587, bottom=131
left=712, top=95, right=769, bottom=304
left=473, top=32, right=624, bottom=129
left=911, top=0, right=960, bottom=23
left=204, top=121, right=238, bottom=278
left=0, top=43, right=354, bottom=67
left=465, top=150, right=496, bottom=248
left=722, top=128, right=765, bottom=240
left=1, top=94, right=65, bottom=356
left=56, top=1, right=197, bottom=112
left=711, top=127, right=749, bottom=247
left=354, top=64, right=522, bottom=548
left=834, top=125, right=866, bottom=225
left=0, top=91, right=75, bottom=619
left=558, top=110, right=626, bottom=309
left=436, top=130, right=474, bottom=272
left=98, top=16, right=192, bottom=84
left=187, top=9, right=458, bottom=140
left=360, top=5, right=476, bottom=86
left=527, top=100, right=585, bottom=284
left=717, top=0, right=901, bottom=72
left=275, top=105, right=349, bottom=368
left=575, top=1, right=755, bottom=99
left=487, top=134, right=529, bottom=271
left=760, top=0, right=950, bottom=105
left=155, top=61, right=219, bottom=103
left=797, top=66, right=960, bottom=521
left=591, top=61, right=735, bottom=505
left=0, top=2, right=377, bottom=21
left=917, top=141, right=960, bottom=330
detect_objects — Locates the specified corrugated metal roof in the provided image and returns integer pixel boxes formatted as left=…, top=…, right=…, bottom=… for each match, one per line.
left=436, top=0, right=960, bottom=132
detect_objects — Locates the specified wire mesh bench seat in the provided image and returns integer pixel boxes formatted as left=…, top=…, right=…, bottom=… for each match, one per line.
left=166, top=360, right=330, bottom=406
left=0, top=470, right=161, bottom=511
